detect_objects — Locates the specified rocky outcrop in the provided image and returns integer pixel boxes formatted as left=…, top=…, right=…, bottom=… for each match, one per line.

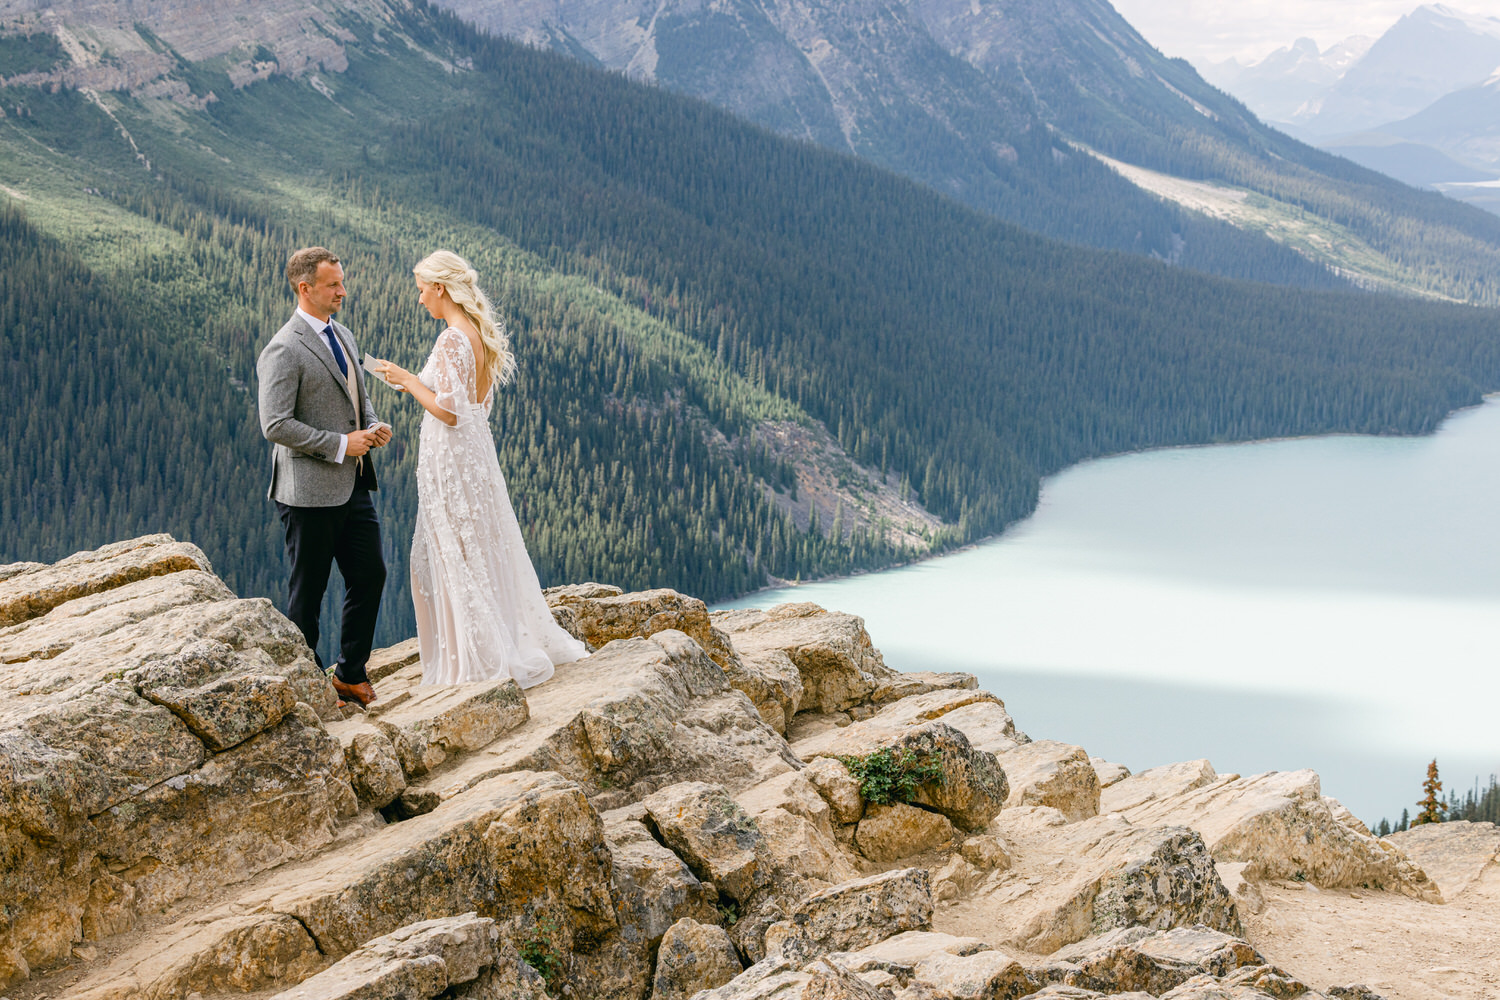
left=548, top=585, right=805, bottom=733
left=0, top=537, right=1458, bottom=1000
left=792, top=700, right=1009, bottom=833
left=713, top=603, right=900, bottom=715
left=1102, top=764, right=1441, bottom=899
left=0, top=539, right=346, bottom=988
left=996, top=740, right=1100, bottom=821
left=426, top=629, right=797, bottom=807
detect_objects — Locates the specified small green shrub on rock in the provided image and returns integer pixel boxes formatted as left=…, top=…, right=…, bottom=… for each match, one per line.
left=519, top=913, right=566, bottom=996
left=838, top=748, right=944, bottom=806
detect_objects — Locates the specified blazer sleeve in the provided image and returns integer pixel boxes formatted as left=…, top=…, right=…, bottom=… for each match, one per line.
left=257, top=338, right=344, bottom=463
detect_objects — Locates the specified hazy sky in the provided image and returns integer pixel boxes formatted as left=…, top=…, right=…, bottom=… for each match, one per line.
left=1109, top=0, right=1500, bottom=65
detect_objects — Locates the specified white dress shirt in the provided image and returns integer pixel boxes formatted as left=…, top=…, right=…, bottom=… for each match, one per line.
left=297, top=307, right=351, bottom=465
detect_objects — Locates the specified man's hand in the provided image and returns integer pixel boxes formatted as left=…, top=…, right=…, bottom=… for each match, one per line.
left=347, top=428, right=382, bottom=457
left=370, top=423, right=392, bottom=447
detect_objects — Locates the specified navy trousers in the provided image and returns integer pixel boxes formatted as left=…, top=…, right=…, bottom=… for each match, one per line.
left=276, top=487, right=386, bottom=686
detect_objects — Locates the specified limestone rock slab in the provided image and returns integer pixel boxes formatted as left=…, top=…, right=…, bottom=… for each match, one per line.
left=1057, top=926, right=1264, bottom=996
left=91, top=709, right=357, bottom=914
left=0, top=535, right=211, bottom=628
left=995, top=740, right=1100, bottom=822
left=1103, top=765, right=1439, bottom=898
left=713, top=602, right=899, bottom=715
left=428, top=630, right=797, bottom=805
left=0, top=569, right=233, bottom=665
left=69, top=770, right=616, bottom=1000
left=942, top=813, right=1240, bottom=955
left=269, top=912, right=500, bottom=1000
left=765, top=868, right=933, bottom=962
left=358, top=660, right=529, bottom=776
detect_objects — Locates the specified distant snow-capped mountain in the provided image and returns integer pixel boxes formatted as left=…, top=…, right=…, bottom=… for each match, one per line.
left=1201, top=35, right=1371, bottom=127
left=1302, top=3, right=1500, bottom=137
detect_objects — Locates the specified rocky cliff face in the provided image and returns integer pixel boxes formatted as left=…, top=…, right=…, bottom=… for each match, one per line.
left=1, top=534, right=1493, bottom=1000
left=0, top=0, right=399, bottom=100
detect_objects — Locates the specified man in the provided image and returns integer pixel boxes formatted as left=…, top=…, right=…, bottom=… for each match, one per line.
left=257, top=247, right=392, bottom=706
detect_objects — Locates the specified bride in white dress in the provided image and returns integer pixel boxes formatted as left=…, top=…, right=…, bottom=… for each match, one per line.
left=373, top=250, right=586, bottom=686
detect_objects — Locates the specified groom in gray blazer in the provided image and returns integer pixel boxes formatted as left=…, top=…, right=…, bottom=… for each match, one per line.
left=257, top=247, right=392, bottom=706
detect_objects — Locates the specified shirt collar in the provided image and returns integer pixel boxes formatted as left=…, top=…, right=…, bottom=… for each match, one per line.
left=297, top=307, right=335, bottom=336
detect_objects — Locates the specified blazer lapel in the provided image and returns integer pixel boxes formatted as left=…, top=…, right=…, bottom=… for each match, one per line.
left=292, top=316, right=357, bottom=414
left=330, top=321, right=365, bottom=416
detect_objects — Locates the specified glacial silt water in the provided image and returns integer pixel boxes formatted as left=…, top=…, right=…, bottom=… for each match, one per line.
left=717, top=398, right=1500, bottom=825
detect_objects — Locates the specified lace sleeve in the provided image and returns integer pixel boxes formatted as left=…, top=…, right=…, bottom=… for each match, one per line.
left=424, top=328, right=476, bottom=425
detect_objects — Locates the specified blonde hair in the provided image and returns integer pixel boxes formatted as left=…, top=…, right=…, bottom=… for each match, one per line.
left=413, top=250, right=516, bottom=388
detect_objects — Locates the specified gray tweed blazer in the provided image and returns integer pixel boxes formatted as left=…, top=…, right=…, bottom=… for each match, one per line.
left=257, top=312, right=380, bottom=507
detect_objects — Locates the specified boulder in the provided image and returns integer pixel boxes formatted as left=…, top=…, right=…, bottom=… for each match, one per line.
left=795, top=716, right=1008, bottom=833
left=948, top=812, right=1240, bottom=954
left=735, top=770, right=861, bottom=885
left=1090, top=758, right=1131, bottom=790
left=1159, top=973, right=1298, bottom=999
left=545, top=587, right=809, bottom=731
left=804, top=757, right=864, bottom=826
left=712, top=603, right=900, bottom=714
left=689, top=953, right=898, bottom=1000
left=340, top=726, right=408, bottom=809
left=870, top=670, right=979, bottom=705
left=603, top=817, right=720, bottom=952
left=643, top=781, right=776, bottom=903
left=651, top=917, right=744, bottom=1000
left=960, top=834, right=1012, bottom=872
left=448, top=946, right=551, bottom=999
left=854, top=802, right=956, bottom=862
left=346, top=663, right=529, bottom=779
left=1103, top=765, right=1440, bottom=898
left=905, top=948, right=1033, bottom=999
left=1057, top=927, right=1264, bottom=996
left=269, top=912, right=499, bottom=1000
left=765, top=868, right=933, bottom=962
left=995, top=740, right=1100, bottom=822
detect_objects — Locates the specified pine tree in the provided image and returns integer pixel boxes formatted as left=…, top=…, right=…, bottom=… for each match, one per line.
left=1414, top=759, right=1446, bottom=826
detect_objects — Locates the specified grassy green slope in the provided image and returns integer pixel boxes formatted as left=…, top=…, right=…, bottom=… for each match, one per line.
left=3, top=3, right=1500, bottom=657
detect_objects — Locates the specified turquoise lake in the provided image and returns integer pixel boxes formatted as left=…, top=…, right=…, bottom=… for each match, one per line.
left=717, top=398, right=1500, bottom=826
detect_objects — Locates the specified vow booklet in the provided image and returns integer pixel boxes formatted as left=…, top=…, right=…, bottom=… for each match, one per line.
left=364, top=353, right=398, bottom=388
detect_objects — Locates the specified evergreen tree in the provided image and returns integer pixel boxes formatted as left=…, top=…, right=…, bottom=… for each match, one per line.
left=1414, top=760, right=1446, bottom=826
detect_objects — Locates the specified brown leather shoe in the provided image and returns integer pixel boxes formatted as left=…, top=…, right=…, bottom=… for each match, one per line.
left=331, top=677, right=377, bottom=706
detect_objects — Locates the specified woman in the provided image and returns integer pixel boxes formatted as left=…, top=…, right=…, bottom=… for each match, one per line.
left=373, top=250, right=586, bottom=686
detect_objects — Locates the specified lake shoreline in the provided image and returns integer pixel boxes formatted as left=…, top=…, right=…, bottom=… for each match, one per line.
left=732, top=393, right=1500, bottom=606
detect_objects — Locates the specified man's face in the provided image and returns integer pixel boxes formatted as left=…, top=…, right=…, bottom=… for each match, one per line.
left=301, top=261, right=346, bottom=317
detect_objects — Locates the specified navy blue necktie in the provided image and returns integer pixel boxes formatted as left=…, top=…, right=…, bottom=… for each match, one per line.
left=323, top=325, right=348, bottom=377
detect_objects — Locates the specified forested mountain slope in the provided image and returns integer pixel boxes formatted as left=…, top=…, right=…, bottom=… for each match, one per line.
left=3, top=0, right=1500, bottom=656
left=435, top=0, right=1500, bottom=304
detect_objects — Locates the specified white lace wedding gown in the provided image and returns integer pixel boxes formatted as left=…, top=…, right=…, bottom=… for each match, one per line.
left=410, top=327, right=587, bottom=686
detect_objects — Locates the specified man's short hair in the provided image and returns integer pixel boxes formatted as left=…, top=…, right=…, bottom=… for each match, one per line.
left=286, top=247, right=340, bottom=290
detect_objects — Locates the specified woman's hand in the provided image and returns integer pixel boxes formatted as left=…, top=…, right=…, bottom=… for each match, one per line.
left=372, top=359, right=416, bottom=393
